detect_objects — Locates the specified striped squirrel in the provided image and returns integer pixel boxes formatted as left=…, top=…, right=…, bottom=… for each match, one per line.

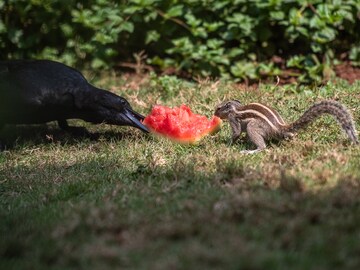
left=214, top=100, right=359, bottom=154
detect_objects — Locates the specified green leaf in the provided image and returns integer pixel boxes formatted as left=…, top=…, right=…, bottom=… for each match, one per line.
left=60, top=24, right=73, bottom=37
left=313, top=27, right=336, bottom=43
left=120, top=22, right=134, bottom=33
left=230, top=61, right=257, bottom=79
left=145, top=30, right=160, bottom=44
left=165, top=5, right=183, bottom=18
left=123, top=6, right=142, bottom=14
left=144, top=11, right=158, bottom=22
left=270, top=11, right=285, bottom=20
left=287, top=55, right=305, bottom=69
left=228, top=48, right=244, bottom=58
left=206, top=39, right=224, bottom=49
left=311, top=43, right=323, bottom=53
left=204, top=21, right=224, bottom=32
left=349, top=45, right=360, bottom=65
left=91, top=58, right=106, bottom=69
left=185, top=12, right=201, bottom=27
left=8, top=29, right=23, bottom=44
left=0, top=20, right=6, bottom=34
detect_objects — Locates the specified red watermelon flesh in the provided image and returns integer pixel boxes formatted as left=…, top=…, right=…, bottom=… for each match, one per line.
left=143, top=104, right=222, bottom=143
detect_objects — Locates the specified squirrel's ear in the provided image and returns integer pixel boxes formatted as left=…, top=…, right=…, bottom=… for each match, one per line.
left=233, top=100, right=242, bottom=105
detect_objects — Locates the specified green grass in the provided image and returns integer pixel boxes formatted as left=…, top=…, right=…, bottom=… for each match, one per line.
left=1, top=74, right=360, bottom=269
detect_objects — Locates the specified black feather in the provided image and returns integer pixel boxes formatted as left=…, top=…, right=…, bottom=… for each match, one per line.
left=0, top=60, right=148, bottom=149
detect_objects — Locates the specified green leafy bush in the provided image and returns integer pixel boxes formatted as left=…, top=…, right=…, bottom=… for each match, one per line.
left=1, top=0, right=359, bottom=83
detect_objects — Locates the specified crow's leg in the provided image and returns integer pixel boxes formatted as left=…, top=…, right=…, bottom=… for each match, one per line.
left=57, top=120, right=90, bottom=137
left=57, top=119, right=69, bottom=130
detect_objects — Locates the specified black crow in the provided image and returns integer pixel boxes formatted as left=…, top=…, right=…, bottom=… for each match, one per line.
left=0, top=60, right=149, bottom=149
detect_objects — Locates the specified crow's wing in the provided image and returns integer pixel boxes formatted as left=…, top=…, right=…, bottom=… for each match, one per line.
left=0, top=60, right=91, bottom=107
left=0, top=60, right=93, bottom=124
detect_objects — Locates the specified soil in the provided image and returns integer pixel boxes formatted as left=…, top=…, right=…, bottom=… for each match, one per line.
left=334, top=61, right=360, bottom=84
left=118, top=59, right=360, bottom=85
left=271, top=56, right=360, bottom=85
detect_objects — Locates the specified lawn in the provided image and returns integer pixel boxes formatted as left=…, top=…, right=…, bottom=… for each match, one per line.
left=1, top=74, right=360, bottom=270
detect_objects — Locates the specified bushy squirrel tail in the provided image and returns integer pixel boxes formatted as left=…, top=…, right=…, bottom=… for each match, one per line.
left=285, top=100, right=359, bottom=144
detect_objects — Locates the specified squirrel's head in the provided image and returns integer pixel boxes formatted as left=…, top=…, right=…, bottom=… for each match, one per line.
left=214, top=100, right=242, bottom=119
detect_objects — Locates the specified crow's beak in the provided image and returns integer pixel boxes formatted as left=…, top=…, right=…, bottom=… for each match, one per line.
left=123, top=108, right=149, bottom=133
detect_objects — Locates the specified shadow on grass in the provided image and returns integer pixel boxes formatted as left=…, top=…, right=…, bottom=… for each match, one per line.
left=0, top=122, right=149, bottom=150
left=1, top=156, right=360, bottom=269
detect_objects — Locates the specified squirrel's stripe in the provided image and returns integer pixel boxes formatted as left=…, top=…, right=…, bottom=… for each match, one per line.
left=250, top=103, right=286, bottom=125
left=246, top=103, right=286, bottom=126
left=234, top=103, right=285, bottom=129
left=234, top=108, right=279, bottom=131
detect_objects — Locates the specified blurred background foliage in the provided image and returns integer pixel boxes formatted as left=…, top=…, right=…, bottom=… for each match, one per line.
left=1, top=0, right=359, bottom=83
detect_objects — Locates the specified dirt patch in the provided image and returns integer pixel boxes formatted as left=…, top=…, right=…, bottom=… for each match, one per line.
left=334, top=61, right=360, bottom=84
left=116, top=58, right=360, bottom=87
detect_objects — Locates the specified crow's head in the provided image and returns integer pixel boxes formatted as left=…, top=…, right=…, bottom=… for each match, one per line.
left=120, top=100, right=149, bottom=133
left=92, top=90, right=149, bottom=133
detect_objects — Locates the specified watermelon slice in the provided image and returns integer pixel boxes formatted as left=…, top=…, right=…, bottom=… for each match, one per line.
left=143, top=104, right=222, bottom=144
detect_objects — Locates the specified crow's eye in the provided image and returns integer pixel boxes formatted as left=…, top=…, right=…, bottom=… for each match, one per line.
left=121, top=99, right=129, bottom=106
